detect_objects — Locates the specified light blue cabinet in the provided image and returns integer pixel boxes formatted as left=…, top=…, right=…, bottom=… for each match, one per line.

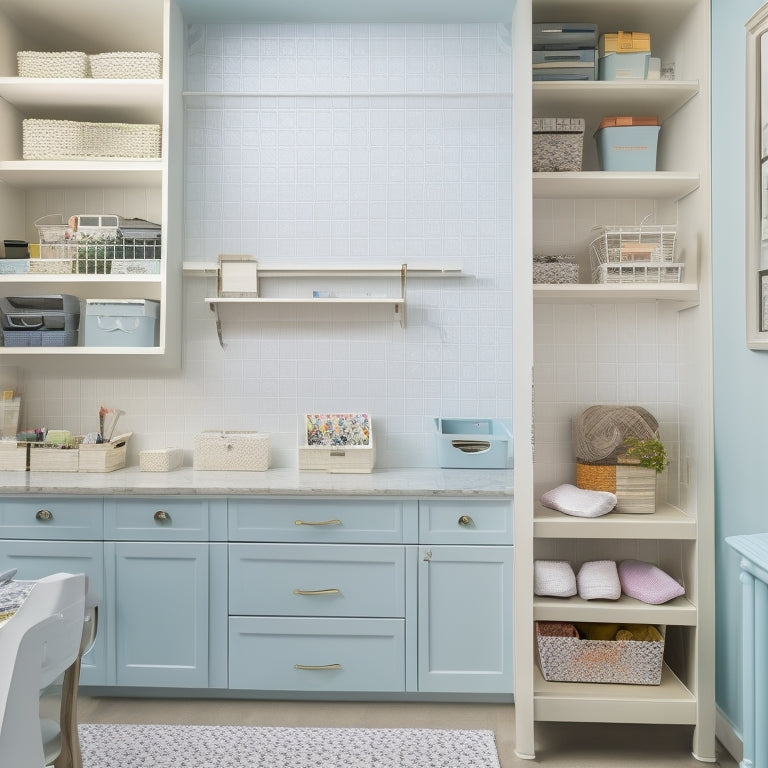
left=107, top=540, right=210, bottom=688
left=417, top=544, right=514, bottom=693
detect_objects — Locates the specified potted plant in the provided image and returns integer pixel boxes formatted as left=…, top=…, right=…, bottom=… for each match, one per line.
left=615, top=436, right=668, bottom=513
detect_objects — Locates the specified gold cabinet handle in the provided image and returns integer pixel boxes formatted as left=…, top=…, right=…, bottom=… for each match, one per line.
left=294, top=663, right=342, bottom=671
left=294, top=518, right=341, bottom=526
left=293, top=588, right=341, bottom=596
left=458, top=515, right=474, bottom=526
left=35, top=509, right=53, bottom=521
left=154, top=510, right=170, bottom=522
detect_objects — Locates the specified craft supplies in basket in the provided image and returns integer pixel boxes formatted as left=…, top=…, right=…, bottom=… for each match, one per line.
left=23, top=119, right=161, bottom=160
left=535, top=620, right=665, bottom=685
left=17, top=51, right=89, bottom=78
left=532, top=118, right=585, bottom=172
left=533, top=253, right=579, bottom=284
left=589, top=220, right=682, bottom=284
left=89, top=52, right=162, bottom=79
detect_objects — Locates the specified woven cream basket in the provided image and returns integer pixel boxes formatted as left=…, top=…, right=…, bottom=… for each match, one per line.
left=17, top=51, right=89, bottom=78
left=89, top=52, right=162, bottom=79
left=23, top=119, right=161, bottom=160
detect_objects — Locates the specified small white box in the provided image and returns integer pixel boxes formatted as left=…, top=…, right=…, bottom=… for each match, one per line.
left=139, top=447, right=184, bottom=472
left=78, top=432, right=130, bottom=473
left=218, top=255, right=259, bottom=297
left=29, top=446, right=79, bottom=472
left=194, top=430, right=270, bottom=471
left=298, top=413, right=375, bottom=473
left=0, top=441, right=28, bottom=471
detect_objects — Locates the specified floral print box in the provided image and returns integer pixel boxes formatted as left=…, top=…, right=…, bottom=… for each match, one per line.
left=299, top=413, right=375, bottom=473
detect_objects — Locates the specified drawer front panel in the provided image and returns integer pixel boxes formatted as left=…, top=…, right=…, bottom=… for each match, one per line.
left=228, top=499, right=413, bottom=543
left=229, top=616, right=405, bottom=692
left=105, top=498, right=215, bottom=541
left=229, top=543, right=405, bottom=617
left=0, top=497, right=103, bottom=539
left=419, top=500, right=513, bottom=545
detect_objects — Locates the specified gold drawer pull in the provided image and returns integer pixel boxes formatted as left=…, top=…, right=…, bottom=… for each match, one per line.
left=293, top=588, right=341, bottom=596
left=294, top=663, right=342, bottom=671
left=154, top=510, right=170, bottom=522
left=294, top=519, right=342, bottom=526
left=458, top=515, right=474, bottom=526
left=35, top=509, right=53, bottom=521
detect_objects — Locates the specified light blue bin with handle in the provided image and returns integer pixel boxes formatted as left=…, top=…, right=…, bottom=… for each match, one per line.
left=433, top=417, right=513, bottom=469
left=82, top=298, right=159, bottom=347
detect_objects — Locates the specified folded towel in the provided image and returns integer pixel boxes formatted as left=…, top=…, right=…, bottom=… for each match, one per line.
left=575, top=622, right=621, bottom=641
left=620, top=624, right=663, bottom=642
left=540, top=483, right=617, bottom=518
left=618, top=559, right=685, bottom=604
left=576, top=560, right=621, bottom=600
left=534, top=560, right=577, bottom=598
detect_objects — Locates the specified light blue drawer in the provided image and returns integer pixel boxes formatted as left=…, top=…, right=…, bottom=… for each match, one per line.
left=105, top=498, right=220, bottom=541
left=419, top=499, right=513, bottom=545
left=229, top=543, right=405, bottom=617
left=228, top=498, right=416, bottom=543
left=229, top=616, right=405, bottom=692
left=0, top=496, right=103, bottom=539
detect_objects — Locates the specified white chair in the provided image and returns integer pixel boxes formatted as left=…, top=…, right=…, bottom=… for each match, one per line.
left=0, top=572, right=86, bottom=768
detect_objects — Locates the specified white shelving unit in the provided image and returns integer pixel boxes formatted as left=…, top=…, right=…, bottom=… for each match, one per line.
left=0, top=0, right=182, bottom=363
left=513, top=0, right=715, bottom=762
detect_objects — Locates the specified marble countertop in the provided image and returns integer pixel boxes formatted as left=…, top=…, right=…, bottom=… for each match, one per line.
left=0, top=466, right=514, bottom=498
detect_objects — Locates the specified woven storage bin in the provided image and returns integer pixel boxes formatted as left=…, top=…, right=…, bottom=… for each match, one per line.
left=29, top=446, right=79, bottom=472
left=194, top=431, right=270, bottom=471
left=533, top=254, right=579, bottom=284
left=535, top=621, right=665, bottom=685
left=79, top=433, right=130, bottom=473
left=89, top=52, right=162, bottom=79
left=139, top=447, right=184, bottom=472
left=0, top=442, right=29, bottom=471
left=23, top=119, right=161, bottom=160
left=576, top=461, right=657, bottom=513
left=533, top=118, right=585, bottom=172
left=17, top=51, right=89, bottom=78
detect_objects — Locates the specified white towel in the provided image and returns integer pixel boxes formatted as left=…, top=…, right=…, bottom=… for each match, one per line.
left=534, top=560, right=577, bottom=598
left=540, top=483, right=617, bottom=518
left=577, top=560, right=621, bottom=601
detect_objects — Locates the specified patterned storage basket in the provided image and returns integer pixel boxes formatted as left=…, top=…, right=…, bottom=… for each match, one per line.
left=17, top=51, right=89, bottom=78
left=533, top=254, right=579, bottom=284
left=533, top=118, right=585, bottom=172
left=535, top=621, right=665, bottom=685
left=89, top=52, right=162, bottom=79
left=23, top=119, right=161, bottom=160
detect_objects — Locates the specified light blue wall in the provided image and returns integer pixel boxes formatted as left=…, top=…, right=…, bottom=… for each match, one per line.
left=712, top=0, right=767, bottom=734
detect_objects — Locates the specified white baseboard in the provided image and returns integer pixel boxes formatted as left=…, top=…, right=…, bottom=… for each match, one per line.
left=716, top=706, right=742, bottom=764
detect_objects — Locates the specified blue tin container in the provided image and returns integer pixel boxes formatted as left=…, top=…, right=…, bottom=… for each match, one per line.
left=595, top=123, right=660, bottom=172
left=433, top=417, right=512, bottom=469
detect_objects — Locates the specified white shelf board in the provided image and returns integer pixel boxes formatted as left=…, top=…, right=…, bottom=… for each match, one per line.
left=533, top=664, right=697, bottom=724
left=0, top=346, right=164, bottom=356
left=206, top=296, right=402, bottom=305
left=532, top=0, right=698, bottom=31
left=0, top=161, right=162, bottom=188
left=184, top=261, right=462, bottom=277
left=0, top=78, right=163, bottom=122
left=533, top=594, right=696, bottom=625
left=533, top=283, right=699, bottom=305
left=533, top=171, right=700, bottom=200
left=533, top=81, right=699, bottom=123
left=534, top=502, right=696, bottom=540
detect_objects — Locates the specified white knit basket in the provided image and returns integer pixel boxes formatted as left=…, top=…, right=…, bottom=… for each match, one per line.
left=193, top=431, right=270, bottom=471
left=139, top=447, right=184, bottom=472
left=23, top=119, right=161, bottom=160
left=17, top=51, right=89, bottom=78
left=89, top=52, right=162, bottom=79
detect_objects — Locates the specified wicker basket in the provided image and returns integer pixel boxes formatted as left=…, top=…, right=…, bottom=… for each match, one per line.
left=23, top=119, right=161, bottom=160
left=576, top=461, right=657, bottom=513
left=17, top=51, right=89, bottom=78
left=533, top=118, right=585, bottom=172
left=89, top=52, right=162, bottom=79
left=533, top=255, right=579, bottom=284
left=536, top=621, right=665, bottom=685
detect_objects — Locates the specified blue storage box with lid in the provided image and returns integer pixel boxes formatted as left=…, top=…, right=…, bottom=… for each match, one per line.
left=82, top=298, right=159, bottom=347
left=433, top=417, right=512, bottom=469
left=594, top=116, right=660, bottom=172
left=598, top=51, right=650, bottom=80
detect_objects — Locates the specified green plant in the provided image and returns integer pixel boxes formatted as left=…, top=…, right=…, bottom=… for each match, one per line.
left=622, top=436, right=669, bottom=474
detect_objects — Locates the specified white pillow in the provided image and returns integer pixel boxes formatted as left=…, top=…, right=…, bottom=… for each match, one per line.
left=577, top=560, right=621, bottom=601
left=540, top=483, right=617, bottom=518
left=534, top=560, right=577, bottom=598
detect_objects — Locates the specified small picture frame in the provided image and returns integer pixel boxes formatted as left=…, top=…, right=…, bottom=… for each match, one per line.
left=760, top=269, right=768, bottom=332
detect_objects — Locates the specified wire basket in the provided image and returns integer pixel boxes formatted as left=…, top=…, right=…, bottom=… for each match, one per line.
left=34, top=215, right=161, bottom=275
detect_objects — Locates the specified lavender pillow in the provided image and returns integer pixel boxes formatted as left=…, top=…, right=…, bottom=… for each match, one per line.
left=618, top=559, right=685, bottom=604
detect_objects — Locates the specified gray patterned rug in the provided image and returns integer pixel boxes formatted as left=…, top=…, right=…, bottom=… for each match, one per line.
left=78, top=723, right=501, bottom=767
